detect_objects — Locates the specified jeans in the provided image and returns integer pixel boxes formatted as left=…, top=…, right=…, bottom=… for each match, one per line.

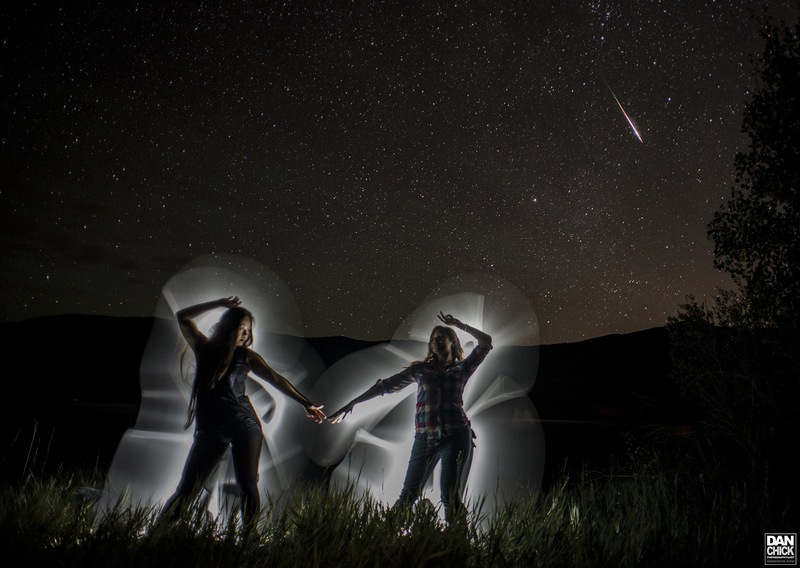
left=161, top=418, right=263, bottom=526
left=395, top=427, right=474, bottom=522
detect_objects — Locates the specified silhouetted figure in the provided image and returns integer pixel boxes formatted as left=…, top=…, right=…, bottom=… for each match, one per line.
left=329, top=312, right=492, bottom=523
left=160, top=296, right=325, bottom=526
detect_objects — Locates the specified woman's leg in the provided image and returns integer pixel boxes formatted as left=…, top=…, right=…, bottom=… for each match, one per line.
left=231, top=431, right=263, bottom=526
left=438, top=429, right=473, bottom=523
left=395, top=434, right=439, bottom=508
left=160, top=433, right=229, bottom=521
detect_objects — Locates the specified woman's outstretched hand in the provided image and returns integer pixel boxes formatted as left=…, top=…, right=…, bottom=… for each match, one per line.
left=303, top=403, right=326, bottom=423
left=328, top=401, right=356, bottom=424
left=438, top=312, right=464, bottom=329
left=220, top=296, right=242, bottom=309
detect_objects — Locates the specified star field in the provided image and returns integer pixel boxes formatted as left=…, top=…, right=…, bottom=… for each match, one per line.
left=2, top=1, right=797, bottom=343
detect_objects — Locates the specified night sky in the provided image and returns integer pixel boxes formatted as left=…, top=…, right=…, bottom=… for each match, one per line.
left=2, top=1, right=797, bottom=344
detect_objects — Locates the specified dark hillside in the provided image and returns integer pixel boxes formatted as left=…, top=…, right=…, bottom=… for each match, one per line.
left=1, top=316, right=679, bottom=484
left=534, top=327, right=682, bottom=480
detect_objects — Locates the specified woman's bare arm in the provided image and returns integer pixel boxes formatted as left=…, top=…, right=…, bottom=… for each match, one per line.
left=246, top=350, right=326, bottom=423
left=176, top=296, right=241, bottom=350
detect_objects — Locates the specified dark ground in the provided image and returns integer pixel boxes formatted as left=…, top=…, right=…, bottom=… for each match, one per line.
left=0, top=316, right=684, bottom=486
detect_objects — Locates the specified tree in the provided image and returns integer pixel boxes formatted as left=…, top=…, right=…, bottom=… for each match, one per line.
left=707, top=17, right=800, bottom=329
left=665, top=14, right=800, bottom=479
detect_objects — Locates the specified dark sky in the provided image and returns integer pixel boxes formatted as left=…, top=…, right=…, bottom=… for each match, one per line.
left=2, top=1, right=797, bottom=343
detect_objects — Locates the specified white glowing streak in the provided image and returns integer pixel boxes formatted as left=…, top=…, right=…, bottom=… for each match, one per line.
left=340, top=428, right=417, bottom=503
left=616, top=99, right=644, bottom=143
left=604, top=79, right=643, bottom=143
left=465, top=375, right=526, bottom=418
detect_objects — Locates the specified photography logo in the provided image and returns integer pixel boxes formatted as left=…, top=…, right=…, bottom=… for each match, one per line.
left=765, top=533, right=797, bottom=565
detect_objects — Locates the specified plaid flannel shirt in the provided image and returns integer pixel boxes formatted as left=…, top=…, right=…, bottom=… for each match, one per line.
left=378, top=343, right=492, bottom=437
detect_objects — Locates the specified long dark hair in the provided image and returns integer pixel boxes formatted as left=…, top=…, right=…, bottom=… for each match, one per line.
left=409, top=325, right=464, bottom=367
left=183, top=307, right=255, bottom=428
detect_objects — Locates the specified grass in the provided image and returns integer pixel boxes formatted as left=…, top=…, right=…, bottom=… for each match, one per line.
left=1, top=458, right=793, bottom=568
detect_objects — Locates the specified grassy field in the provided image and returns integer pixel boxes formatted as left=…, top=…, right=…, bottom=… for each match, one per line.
left=1, top=455, right=794, bottom=568
left=3, top=316, right=796, bottom=566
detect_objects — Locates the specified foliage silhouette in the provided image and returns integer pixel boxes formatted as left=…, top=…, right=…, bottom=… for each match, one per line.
left=707, top=15, right=800, bottom=329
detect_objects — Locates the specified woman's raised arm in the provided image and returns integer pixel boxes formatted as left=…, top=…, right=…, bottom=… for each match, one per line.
left=176, top=296, right=241, bottom=350
left=438, top=311, right=492, bottom=347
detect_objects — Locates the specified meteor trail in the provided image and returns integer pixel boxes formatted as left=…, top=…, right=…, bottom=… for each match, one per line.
left=602, top=77, right=643, bottom=143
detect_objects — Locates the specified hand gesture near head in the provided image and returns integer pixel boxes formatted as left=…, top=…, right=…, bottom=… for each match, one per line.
left=439, top=311, right=492, bottom=347
left=220, top=296, right=242, bottom=309
left=176, top=297, right=245, bottom=350
left=438, top=312, right=465, bottom=330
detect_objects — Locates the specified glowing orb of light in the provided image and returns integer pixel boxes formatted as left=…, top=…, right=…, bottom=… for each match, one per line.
left=101, top=254, right=325, bottom=520
left=308, top=274, right=545, bottom=521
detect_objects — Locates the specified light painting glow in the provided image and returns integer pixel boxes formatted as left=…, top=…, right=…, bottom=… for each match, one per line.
left=309, top=274, right=545, bottom=523
left=100, top=254, right=325, bottom=519
left=102, top=263, right=545, bottom=525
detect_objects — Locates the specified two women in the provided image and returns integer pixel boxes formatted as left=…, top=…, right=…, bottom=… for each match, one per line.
left=165, top=299, right=490, bottom=525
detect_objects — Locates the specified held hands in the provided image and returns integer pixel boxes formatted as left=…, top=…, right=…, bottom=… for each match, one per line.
left=438, top=311, right=465, bottom=330
left=328, top=401, right=356, bottom=424
left=303, top=402, right=326, bottom=424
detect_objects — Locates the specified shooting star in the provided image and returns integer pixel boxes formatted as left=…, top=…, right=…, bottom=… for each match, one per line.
left=602, top=77, right=643, bottom=143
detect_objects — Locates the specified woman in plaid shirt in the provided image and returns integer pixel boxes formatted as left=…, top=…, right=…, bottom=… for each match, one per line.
left=329, top=312, right=492, bottom=523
